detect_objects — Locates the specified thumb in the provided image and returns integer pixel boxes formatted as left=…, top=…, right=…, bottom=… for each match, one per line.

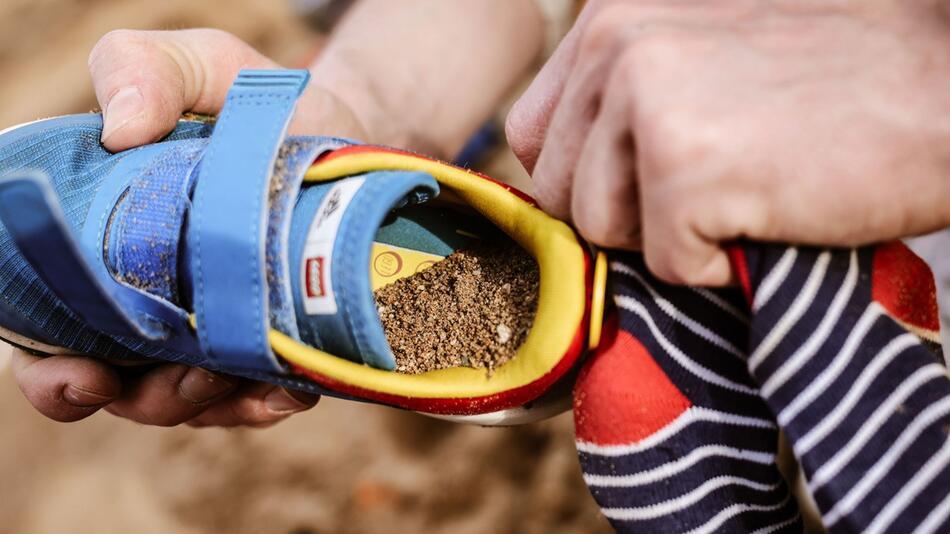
left=88, top=29, right=279, bottom=152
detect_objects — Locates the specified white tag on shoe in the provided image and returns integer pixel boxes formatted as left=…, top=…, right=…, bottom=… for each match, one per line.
left=300, top=177, right=366, bottom=315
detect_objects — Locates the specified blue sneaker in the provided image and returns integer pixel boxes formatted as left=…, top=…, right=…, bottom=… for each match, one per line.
left=0, top=70, right=594, bottom=424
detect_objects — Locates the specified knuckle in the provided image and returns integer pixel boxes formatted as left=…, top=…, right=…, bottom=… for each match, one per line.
left=579, top=5, right=633, bottom=60
left=578, top=219, right=620, bottom=249
left=611, top=36, right=708, bottom=177
left=643, top=202, right=701, bottom=285
left=228, top=398, right=277, bottom=426
left=89, top=29, right=147, bottom=66
left=194, top=28, right=246, bottom=56
left=576, top=203, right=637, bottom=250
left=583, top=10, right=682, bottom=70
left=195, top=28, right=266, bottom=69
left=620, top=31, right=683, bottom=87
left=630, top=30, right=680, bottom=60
left=644, top=247, right=690, bottom=285
left=640, top=108, right=717, bottom=178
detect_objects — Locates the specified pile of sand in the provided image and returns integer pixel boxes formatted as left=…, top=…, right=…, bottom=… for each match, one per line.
left=378, top=240, right=539, bottom=375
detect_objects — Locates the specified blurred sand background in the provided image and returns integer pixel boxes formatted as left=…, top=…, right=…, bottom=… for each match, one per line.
left=0, top=1, right=611, bottom=532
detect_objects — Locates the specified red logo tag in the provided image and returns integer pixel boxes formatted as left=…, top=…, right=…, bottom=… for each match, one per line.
left=305, top=257, right=327, bottom=298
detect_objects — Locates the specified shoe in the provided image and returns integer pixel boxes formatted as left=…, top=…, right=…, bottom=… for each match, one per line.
left=0, top=70, right=596, bottom=424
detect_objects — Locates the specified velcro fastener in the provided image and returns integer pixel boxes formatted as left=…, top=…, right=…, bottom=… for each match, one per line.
left=108, top=141, right=206, bottom=303
left=0, top=171, right=199, bottom=354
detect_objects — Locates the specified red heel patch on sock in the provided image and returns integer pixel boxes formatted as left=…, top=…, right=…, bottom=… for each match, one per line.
left=574, top=315, right=691, bottom=446
left=872, top=241, right=941, bottom=343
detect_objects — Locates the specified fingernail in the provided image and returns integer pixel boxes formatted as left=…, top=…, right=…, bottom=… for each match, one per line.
left=178, top=368, right=234, bottom=404
left=265, top=387, right=318, bottom=414
left=101, top=86, right=144, bottom=143
left=63, top=384, right=115, bottom=407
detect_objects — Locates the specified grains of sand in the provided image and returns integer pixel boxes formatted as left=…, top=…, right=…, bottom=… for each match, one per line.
left=374, top=240, right=539, bottom=375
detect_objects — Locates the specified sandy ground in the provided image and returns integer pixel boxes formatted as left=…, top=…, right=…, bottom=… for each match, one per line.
left=0, top=1, right=611, bottom=533
left=0, top=351, right=609, bottom=534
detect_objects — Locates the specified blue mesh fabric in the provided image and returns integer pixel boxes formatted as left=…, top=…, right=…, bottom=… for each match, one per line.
left=0, top=116, right=212, bottom=361
left=0, top=116, right=343, bottom=396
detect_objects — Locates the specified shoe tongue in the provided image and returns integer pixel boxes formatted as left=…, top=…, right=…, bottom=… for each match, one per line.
left=288, top=172, right=439, bottom=370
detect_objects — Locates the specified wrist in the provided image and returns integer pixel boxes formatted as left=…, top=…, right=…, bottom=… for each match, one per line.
left=305, top=57, right=450, bottom=159
left=291, top=84, right=371, bottom=141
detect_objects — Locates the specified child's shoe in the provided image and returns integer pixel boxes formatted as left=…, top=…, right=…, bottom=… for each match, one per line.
left=0, top=70, right=595, bottom=424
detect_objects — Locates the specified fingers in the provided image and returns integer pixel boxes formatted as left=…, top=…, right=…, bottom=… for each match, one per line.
left=506, top=12, right=586, bottom=174
left=631, top=32, right=750, bottom=286
left=187, top=382, right=319, bottom=428
left=105, top=363, right=317, bottom=428
left=520, top=1, right=712, bottom=220
left=640, top=181, right=741, bottom=287
left=570, top=56, right=641, bottom=250
left=12, top=350, right=121, bottom=422
left=505, top=0, right=647, bottom=173
left=507, top=9, right=625, bottom=221
left=88, top=29, right=278, bottom=152
left=105, top=363, right=237, bottom=427
left=13, top=349, right=318, bottom=428
left=514, top=1, right=774, bottom=286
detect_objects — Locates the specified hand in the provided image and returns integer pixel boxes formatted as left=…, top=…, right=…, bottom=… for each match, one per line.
left=91, top=28, right=368, bottom=152
left=11, top=29, right=343, bottom=426
left=507, top=0, right=950, bottom=285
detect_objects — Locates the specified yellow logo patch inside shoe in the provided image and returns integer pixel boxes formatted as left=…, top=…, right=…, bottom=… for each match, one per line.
left=369, top=242, right=445, bottom=291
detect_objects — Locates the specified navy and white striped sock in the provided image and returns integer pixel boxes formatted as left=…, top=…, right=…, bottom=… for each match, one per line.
left=735, top=242, right=948, bottom=533
left=575, top=242, right=947, bottom=533
left=574, top=253, right=802, bottom=533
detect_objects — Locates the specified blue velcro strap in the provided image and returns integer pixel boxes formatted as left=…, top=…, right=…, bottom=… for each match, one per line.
left=191, top=69, right=310, bottom=372
left=0, top=171, right=199, bottom=353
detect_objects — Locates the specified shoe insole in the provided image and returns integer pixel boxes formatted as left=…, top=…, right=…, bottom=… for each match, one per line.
left=370, top=205, right=501, bottom=291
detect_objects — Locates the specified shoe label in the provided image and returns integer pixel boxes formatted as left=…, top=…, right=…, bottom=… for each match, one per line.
left=301, top=177, right=366, bottom=315
left=369, top=242, right=444, bottom=291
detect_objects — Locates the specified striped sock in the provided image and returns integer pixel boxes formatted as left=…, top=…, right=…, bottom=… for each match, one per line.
left=574, top=253, right=802, bottom=533
left=734, top=242, right=949, bottom=533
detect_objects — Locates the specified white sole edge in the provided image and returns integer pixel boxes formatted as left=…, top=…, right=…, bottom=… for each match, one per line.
left=0, top=324, right=73, bottom=355
left=0, top=116, right=62, bottom=137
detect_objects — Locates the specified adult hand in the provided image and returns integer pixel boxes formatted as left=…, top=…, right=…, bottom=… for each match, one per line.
left=507, top=0, right=950, bottom=285
left=10, top=29, right=349, bottom=426
left=91, top=29, right=367, bottom=152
